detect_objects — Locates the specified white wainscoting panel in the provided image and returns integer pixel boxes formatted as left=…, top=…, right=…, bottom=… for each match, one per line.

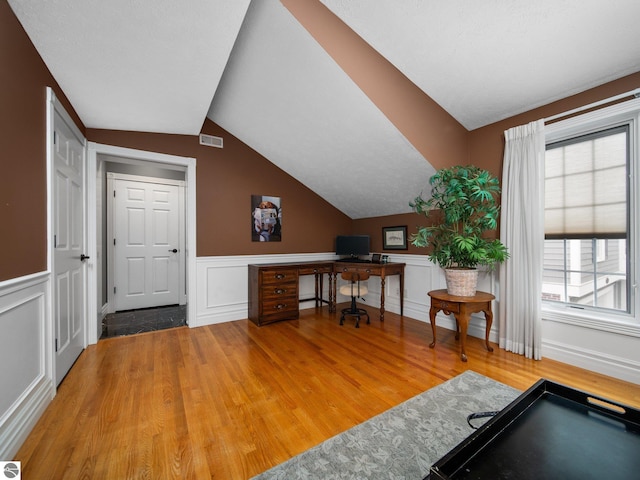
left=192, top=252, right=638, bottom=384
left=0, top=272, right=55, bottom=460
left=541, top=316, right=640, bottom=384
left=194, top=253, right=500, bottom=344
left=195, top=253, right=337, bottom=327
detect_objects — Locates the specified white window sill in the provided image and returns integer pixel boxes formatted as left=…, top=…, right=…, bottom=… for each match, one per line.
left=542, top=303, right=640, bottom=338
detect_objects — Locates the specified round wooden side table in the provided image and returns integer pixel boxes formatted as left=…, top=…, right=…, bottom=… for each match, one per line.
left=428, top=289, right=495, bottom=362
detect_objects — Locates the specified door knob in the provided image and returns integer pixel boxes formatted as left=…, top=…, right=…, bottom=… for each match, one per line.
left=80, top=254, right=90, bottom=261
left=169, top=248, right=178, bottom=253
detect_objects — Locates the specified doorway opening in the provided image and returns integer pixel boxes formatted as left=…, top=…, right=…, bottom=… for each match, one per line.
left=87, top=143, right=197, bottom=345
left=104, top=168, right=186, bottom=338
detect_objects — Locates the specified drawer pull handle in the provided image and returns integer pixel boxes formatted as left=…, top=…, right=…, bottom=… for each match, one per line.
left=276, top=303, right=287, bottom=310
left=274, top=288, right=286, bottom=295
left=275, top=273, right=285, bottom=279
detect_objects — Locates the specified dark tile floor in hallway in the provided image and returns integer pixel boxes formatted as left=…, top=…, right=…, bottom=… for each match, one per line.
left=101, top=304, right=187, bottom=339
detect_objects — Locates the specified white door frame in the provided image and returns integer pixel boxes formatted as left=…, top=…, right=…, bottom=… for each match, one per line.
left=107, top=172, right=186, bottom=312
left=86, top=143, right=197, bottom=345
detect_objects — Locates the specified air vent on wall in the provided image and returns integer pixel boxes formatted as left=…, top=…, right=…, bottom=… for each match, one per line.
left=199, top=133, right=224, bottom=148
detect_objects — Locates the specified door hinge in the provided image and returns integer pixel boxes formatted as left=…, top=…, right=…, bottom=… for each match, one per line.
left=114, top=286, right=116, bottom=294
left=113, top=190, right=116, bottom=197
left=53, top=131, right=57, bottom=145
left=55, top=338, right=58, bottom=352
left=113, top=238, right=116, bottom=246
left=54, top=234, right=57, bottom=248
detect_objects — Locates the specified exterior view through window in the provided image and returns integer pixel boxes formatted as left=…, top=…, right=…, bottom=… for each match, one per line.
left=543, top=125, right=629, bottom=313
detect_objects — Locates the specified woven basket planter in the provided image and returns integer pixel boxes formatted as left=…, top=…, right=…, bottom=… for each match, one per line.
left=444, top=268, right=479, bottom=296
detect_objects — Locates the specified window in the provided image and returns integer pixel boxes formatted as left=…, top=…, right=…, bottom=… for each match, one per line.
left=543, top=98, right=640, bottom=328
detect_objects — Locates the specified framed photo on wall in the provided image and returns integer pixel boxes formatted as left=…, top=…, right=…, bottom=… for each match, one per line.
left=382, top=225, right=407, bottom=250
left=252, top=195, right=282, bottom=242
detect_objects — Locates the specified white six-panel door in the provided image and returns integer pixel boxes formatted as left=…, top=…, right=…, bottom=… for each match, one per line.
left=53, top=106, right=86, bottom=385
left=113, top=178, right=182, bottom=311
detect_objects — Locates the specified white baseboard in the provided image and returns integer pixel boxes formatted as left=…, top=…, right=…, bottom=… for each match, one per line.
left=542, top=339, right=640, bottom=384
left=0, top=377, right=54, bottom=460
left=196, top=302, right=249, bottom=326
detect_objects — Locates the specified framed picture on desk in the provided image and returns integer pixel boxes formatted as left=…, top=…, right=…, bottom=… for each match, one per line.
left=382, top=225, right=407, bottom=250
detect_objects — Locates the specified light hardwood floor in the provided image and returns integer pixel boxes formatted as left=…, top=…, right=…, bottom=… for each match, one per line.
left=17, top=306, right=640, bottom=479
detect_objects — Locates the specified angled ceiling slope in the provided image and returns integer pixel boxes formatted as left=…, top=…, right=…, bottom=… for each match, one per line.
left=208, top=0, right=434, bottom=219
left=8, top=0, right=251, bottom=134
left=321, top=0, right=640, bottom=130
left=12, top=0, right=638, bottom=220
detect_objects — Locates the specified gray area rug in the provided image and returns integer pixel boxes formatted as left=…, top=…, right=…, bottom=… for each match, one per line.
left=252, top=370, right=521, bottom=480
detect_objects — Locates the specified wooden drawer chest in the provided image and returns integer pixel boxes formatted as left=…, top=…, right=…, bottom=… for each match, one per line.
left=248, top=265, right=299, bottom=325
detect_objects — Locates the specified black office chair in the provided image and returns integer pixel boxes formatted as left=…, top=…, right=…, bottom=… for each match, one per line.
left=339, top=271, right=370, bottom=328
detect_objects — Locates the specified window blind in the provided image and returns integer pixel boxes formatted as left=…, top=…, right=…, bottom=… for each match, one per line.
left=544, top=125, right=628, bottom=239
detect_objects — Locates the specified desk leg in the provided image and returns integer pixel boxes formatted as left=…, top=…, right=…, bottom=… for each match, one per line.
left=457, top=312, right=470, bottom=362
left=428, top=307, right=438, bottom=348
left=329, top=273, right=336, bottom=313
left=379, top=276, right=386, bottom=321
left=314, top=273, right=319, bottom=307
left=399, top=272, right=404, bottom=316
left=483, top=307, right=494, bottom=353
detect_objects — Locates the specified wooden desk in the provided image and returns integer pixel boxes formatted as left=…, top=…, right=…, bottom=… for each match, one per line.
left=428, top=289, right=494, bottom=362
left=248, top=261, right=333, bottom=326
left=331, top=262, right=405, bottom=320
left=248, top=261, right=405, bottom=325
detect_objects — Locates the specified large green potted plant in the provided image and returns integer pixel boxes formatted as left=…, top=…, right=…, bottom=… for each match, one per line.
left=410, top=165, right=509, bottom=296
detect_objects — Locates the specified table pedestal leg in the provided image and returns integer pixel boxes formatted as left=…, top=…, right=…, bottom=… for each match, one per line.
left=483, top=309, right=494, bottom=353
left=428, top=307, right=438, bottom=348
left=457, top=313, right=470, bottom=362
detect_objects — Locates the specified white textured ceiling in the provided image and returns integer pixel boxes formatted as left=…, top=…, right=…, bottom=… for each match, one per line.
left=8, top=0, right=251, bottom=134
left=207, top=0, right=433, bottom=218
left=320, top=0, right=640, bottom=130
left=8, top=0, right=640, bottom=218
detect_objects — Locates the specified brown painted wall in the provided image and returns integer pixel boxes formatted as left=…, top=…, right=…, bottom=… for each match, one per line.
left=355, top=73, right=640, bottom=252
left=469, top=72, right=640, bottom=179
left=281, top=0, right=469, bottom=170
left=281, top=0, right=470, bottom=257
left=87, top=120, right=352, bottom=256
left=0, top=0, right=84, bottom=281
left=353, top=213, right=435, bottom=255
left=4, top=0, right=639, bottom=279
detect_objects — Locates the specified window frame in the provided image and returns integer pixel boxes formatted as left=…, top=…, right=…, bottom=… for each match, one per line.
left=543, top=97, right=640, bottom=337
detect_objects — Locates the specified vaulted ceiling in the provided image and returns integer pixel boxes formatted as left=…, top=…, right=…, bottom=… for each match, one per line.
left=8, top=0, right=640, bottom=218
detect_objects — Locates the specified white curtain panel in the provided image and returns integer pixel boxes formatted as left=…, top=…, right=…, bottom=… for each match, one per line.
left=499, top=119, right=545, bottom=360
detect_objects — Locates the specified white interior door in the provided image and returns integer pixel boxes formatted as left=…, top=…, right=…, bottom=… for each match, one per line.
left=53, top=106, right=86, bottom=385
left=113, top=178, right=182, bottom=311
